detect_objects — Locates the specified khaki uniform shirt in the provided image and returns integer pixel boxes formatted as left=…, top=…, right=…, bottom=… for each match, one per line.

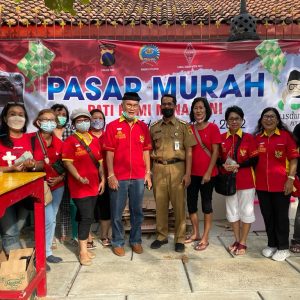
left=150, top=116, right=197, bottom=161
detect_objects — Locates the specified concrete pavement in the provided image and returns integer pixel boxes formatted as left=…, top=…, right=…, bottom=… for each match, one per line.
left=42, top=218, right=300, bottom=300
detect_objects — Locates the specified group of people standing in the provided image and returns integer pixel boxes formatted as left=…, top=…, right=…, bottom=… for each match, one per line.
left=0, top=92, right=300, bottom=269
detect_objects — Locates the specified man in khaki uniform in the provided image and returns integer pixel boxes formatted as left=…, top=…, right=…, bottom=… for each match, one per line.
left=150, top=94, right=197, bottom=252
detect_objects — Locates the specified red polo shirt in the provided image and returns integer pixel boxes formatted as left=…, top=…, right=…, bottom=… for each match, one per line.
left=255, top=128, right=299, bottom=192
left=0, top=133, right=43, bottom=166
left=33, top=133, right=64, bottom=191
left=220, top=129, right=258, bottom=190
left=62, top=133, right=102, bottom=198
left=191, top=122, right=221, bottom=177
left=103, top=116, right=152, bottom=180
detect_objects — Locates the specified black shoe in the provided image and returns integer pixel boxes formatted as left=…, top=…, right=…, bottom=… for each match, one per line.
left=150, top=239, right=168, bottom=249
left=175, top=243, right=185, bottom=253
left=46, top=255, right=63, bottom=263
left=46, top=263, right=51, bottom=272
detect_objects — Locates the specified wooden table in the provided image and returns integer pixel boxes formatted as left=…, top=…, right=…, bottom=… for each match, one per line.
left=0, top=172, right=47, bottom=299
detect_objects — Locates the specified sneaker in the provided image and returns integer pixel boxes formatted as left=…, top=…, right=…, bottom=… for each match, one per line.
left=262, top=246, right=277, bottom=258
left=272, top=249, right=291, bottom=261
left=46, top=255, right=63, bottom=264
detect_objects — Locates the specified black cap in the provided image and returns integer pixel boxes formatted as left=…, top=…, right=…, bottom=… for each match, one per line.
left=122, top=92, right=141, bottom=102
left=288, top=70, right=300, bottom=83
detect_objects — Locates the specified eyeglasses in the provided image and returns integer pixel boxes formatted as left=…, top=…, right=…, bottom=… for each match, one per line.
left=39, top=118, right=56, bottom=122
left=125, top=103, right=139, bottom=109
left=262, top=114, right=276, bottom=120
left=289, top=83, right=300, bottom=90
left=75, top=118, right=90, bottom=123
left=227, top=117, right=242, bottom=123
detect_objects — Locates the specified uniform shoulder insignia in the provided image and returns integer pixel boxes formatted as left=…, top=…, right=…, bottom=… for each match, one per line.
left=150, top=120, right=160, bottom=127
left=177, top=118, right=187, bottom=125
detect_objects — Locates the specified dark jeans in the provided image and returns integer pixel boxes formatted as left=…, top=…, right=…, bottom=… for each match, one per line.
left=292, top=199, right=300, bottom=243
left=257, top=190, right=290, bottom=250
left=73, top=196, right=97, bottom=240
left=94, top=183, right=111, bottom=221
left=187, top=176, right=215, bottom=214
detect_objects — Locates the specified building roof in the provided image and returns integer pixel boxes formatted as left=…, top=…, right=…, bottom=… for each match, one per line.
left=0, top=0, right=299, bottom=27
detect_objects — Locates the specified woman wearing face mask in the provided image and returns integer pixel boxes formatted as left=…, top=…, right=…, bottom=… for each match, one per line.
left=89, top=109, right=111, bottom=247
left=0, top=103, right=44, bottom=255
left=62, top=108, right=105, bottom=266
left=32, top=109, right=65, bottom=267
left=51, top=103, right=76, bottom=246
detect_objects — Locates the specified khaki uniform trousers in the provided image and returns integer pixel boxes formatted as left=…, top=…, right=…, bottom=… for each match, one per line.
left=153, top=161, right=186, bottom=244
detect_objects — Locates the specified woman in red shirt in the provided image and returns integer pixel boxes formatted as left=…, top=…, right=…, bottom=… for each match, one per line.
left=32, top=109, right=65, bottom=267
left=219, top=106, right=258, bottom=255
left=186, top=97, right=221, bottom=251
left=255, top=107, right=298, bottom=261
left=62, top=108, right=105, bottom=266
left=0, top=102, right=43, bottom=254
left=89, top=109, right=111, bottom=247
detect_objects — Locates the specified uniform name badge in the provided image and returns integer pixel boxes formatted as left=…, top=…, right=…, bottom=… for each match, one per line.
left=174, top=140, right=180, bottom=151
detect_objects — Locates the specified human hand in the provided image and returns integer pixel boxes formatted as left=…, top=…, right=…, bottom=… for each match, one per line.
left=181, top=174, right=191, bottom=188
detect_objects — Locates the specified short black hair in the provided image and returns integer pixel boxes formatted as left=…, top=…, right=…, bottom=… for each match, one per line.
left=225, top=105, right=244, bottom=121
left=50, top=103, right=70, bottom=126
left=189, top=97, right=212, bottom=123
left=161, top=94, right=177, bottom=105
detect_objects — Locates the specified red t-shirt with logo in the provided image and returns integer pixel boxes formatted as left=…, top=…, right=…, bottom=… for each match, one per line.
left=0, top=133, right=43, bottom=167
left=103, top=117, right=152, bottom=180
left=191, top=122, right=221, bottom=177
left=220, top=131, right=258, bottom=190
left=62, top=134, right=102, bottom=198
left=255, top=129, right=299, bottom=192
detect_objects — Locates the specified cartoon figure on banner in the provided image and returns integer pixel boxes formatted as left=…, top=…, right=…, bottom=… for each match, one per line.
left=99, top=43, right=116, bottom=67
left=17, top=41, right=55, bottom=91
left=278, top=70, right=300, bottom=111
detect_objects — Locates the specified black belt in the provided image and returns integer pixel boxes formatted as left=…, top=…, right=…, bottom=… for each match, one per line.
left=155, top=158, right=183, bottom=165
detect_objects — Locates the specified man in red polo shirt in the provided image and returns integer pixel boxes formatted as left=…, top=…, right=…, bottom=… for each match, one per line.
left=103, top=92, right=152, bottom=256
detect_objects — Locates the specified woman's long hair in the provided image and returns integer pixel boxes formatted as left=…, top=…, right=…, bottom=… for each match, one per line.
left=0, top=103, right=29, bottom=147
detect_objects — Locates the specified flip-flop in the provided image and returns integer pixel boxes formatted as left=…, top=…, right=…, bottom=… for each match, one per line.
left=290, top=243, right=300, bottom=253
left=194, top=241, right=209, bottom=251
left=100, top=238, right=111, bottom=247
left=184, top=234, right=200, bottom=244
left=228, top=241, right=239, bottom=252
left=234, top=243, right=247, bottom=255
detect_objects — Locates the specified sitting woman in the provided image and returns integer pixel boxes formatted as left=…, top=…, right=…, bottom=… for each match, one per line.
left=219, top=106, right=258, bottom=255
left=0, top=102, right=44, bottom=254
left=32, top=109, right=65, bottom=265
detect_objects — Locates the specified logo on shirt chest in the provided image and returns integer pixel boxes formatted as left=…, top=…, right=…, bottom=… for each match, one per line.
left=240, top=149, right=247, bottom=157
left=258, top=144, right=266, bottom=153
left=115, top=128, right=126, bottom=139
left=275, top=150, right=283, bottom=158
left=140, top=135, right=145, bottom=143
left=75, top=146, right=86, bottom=156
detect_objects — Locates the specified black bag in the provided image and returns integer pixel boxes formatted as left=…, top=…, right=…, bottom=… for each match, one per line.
left=215, top=173, right=236, bottom=196
left=52, top=159, right=65, bottom=175
left=215, top=134, right=243, bottom=196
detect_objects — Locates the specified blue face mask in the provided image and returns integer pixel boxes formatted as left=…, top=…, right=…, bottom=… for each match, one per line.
left=57, top=116, right=67, bottom=126
left=91, top=119, right=105, bottom=130
left=40, top=121, right=57, bottom=133
left=75, top=121, right=90, bottom=132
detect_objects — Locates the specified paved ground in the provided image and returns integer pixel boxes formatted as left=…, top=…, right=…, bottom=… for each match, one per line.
left=40, top=216, right=300, bottom=300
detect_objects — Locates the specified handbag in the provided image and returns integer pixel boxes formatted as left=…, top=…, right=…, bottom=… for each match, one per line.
left=52, top=159, right=65, bottom=175
left=215, top=134, right=243, bottom=196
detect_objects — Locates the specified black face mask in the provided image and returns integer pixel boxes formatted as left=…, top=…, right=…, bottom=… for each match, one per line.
left=161, top=108, right=174, bottom=118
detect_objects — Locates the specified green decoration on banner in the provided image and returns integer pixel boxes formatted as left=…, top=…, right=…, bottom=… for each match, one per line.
left=17, top=41, right=55, bottom=89
left=255, top=40, right=287, bottom=84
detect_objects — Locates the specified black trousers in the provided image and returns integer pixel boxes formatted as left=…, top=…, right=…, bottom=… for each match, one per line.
left=73, top=196, right=97, bottom=240
left=256, top=190, right=290, bottom=250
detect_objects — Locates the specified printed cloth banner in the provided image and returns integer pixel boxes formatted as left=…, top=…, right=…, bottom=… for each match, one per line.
left=0, top=39, right=300, bottom=132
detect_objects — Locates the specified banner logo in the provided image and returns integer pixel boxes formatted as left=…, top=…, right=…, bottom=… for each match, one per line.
left=139, top=45, right=160, bottom=65
left=99, top=43, right=116, bottom=67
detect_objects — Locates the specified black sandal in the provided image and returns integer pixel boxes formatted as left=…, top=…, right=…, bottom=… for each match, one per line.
left=290, top=243, right=300, bottom=253
left=87, top=240, right=97, bottom=250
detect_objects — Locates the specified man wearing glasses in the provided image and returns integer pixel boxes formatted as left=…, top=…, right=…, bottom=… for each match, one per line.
left=150, top=94, right=197, bottom=252
left=104, top=92, right=152, bottom=256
